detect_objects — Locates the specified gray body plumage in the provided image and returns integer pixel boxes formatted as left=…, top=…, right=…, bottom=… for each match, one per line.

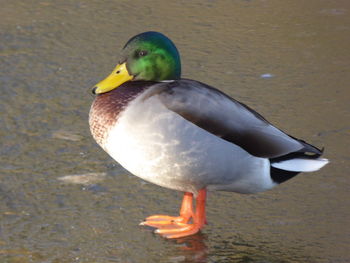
left=89, top=79, right=328, bottom=195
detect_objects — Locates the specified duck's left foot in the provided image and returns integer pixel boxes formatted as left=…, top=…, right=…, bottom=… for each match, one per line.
left=141, top=192, right=194, bottom=229
left=140, top=214, right=190, bottom=228
left=140, top=189, right=207, bottom=239
left=155, top=222, right=201, bottom=239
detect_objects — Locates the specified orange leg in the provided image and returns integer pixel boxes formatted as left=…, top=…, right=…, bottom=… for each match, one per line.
left=140, top=192, right=193, bottom=228
left=140, top=188, right=207, bottom=239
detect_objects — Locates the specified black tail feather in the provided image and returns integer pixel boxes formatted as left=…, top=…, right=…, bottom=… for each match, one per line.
left=270, top=166, right=300, bottom=184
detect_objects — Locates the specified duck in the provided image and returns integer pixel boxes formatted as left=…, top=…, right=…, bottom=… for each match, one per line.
left=89, top=31, right=329, bottom=239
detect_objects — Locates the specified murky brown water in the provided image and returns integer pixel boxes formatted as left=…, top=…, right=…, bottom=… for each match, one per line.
left=1, top=0, right=349, bottom=262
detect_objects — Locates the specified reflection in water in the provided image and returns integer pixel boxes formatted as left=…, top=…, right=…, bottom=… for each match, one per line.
left=169, top=232, right=291, bottom=263
left=170, top=233, right=208, bottom=263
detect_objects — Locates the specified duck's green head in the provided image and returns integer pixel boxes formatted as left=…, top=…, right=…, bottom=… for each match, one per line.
left=93, top=31, right=181, bottom=94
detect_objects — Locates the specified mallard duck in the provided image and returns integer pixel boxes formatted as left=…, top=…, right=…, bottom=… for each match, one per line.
left=89, top=31, right=328, bottom=239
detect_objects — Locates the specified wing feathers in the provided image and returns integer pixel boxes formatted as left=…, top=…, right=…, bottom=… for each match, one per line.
left=147, top=79, right=314, bottom=158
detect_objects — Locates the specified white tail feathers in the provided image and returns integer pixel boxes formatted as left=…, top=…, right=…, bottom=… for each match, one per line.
left=271, top=158, right=329, bottom=172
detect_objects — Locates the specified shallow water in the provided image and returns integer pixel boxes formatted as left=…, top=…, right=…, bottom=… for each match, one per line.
left=0, top=0, right=349, bottom=262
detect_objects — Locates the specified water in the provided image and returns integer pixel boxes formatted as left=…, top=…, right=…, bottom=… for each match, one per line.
left=0, top=0, right=349, bottom=262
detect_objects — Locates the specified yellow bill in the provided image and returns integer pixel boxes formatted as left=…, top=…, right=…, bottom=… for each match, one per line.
left=93, top=62, right=133, bottom=94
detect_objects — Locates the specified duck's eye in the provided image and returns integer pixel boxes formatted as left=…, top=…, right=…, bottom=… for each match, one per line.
left=138, top=50, right=148, bottom=57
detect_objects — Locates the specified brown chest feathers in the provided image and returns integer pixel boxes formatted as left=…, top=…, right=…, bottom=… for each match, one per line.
left=89, top=81, right=157, bottom=146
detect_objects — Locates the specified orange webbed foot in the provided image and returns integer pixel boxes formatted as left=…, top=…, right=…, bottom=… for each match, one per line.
left=155, top=222, right=201, bottom=239
left=140, top=214, right=189, bottom=228
left=140, top=192, right=193, bottom=229
left=140, top=189, right=207, bottom=239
